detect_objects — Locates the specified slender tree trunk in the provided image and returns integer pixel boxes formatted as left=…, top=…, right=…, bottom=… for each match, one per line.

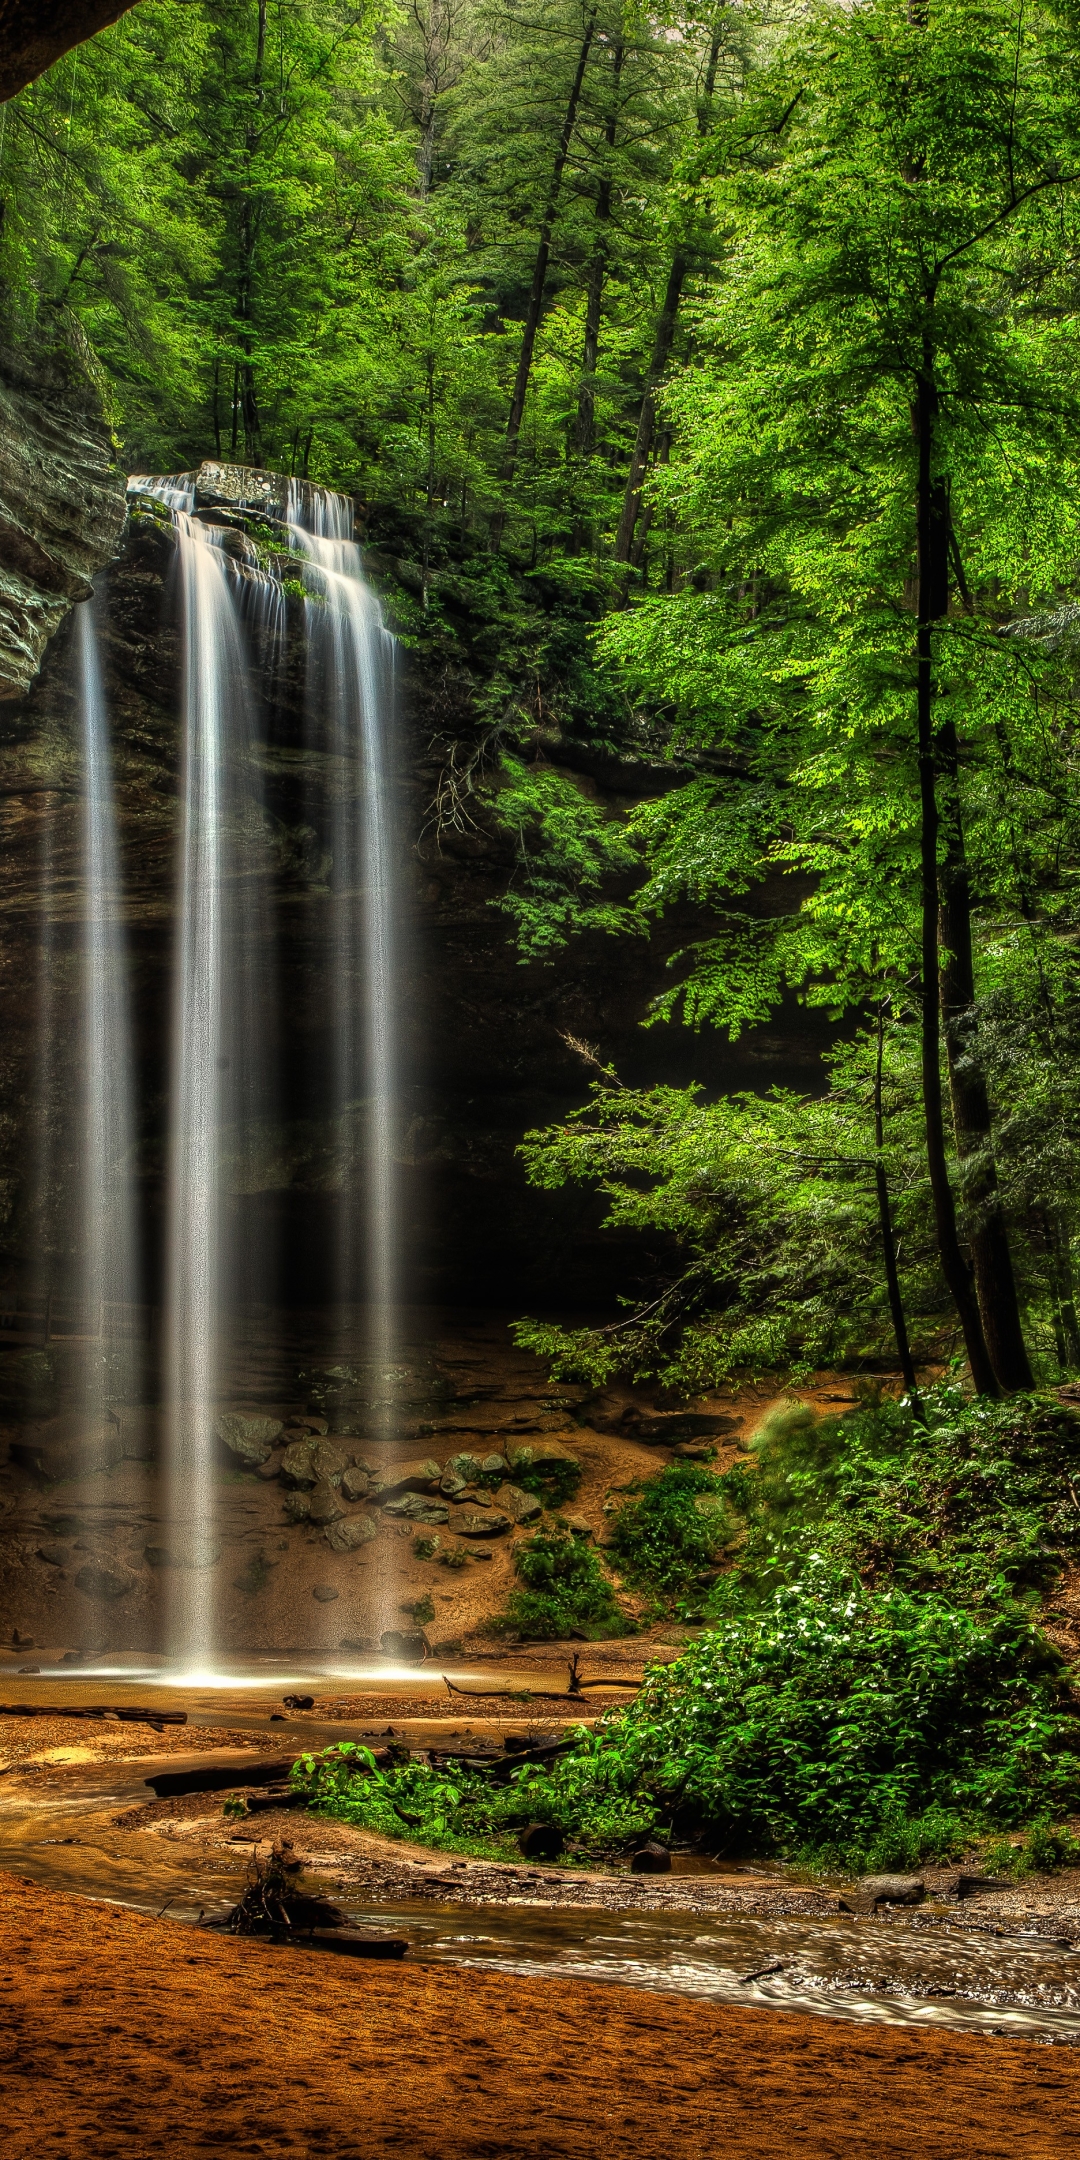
left=499, top=4, right=598, bottom=501
left=576, top=30, right=625, bottom=461
left=936, top=717, right=1033, bottom=1388
left=873, top=1003, right=921, bottom=1400
left=612, top=12, right=726, bottom=579
left=913, top=363, right=999, bottom=1396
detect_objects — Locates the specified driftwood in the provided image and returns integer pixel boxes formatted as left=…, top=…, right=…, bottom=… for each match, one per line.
left=0, top=1703, right=187, bottom=1727
left=442, top=1655, right=642, bottom=1705
left=146, top=1756, right=295, bottom=1798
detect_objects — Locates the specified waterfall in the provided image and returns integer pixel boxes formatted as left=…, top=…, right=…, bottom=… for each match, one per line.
left=162, top=506, right=286, bottom=1672
left=75, top=599, right=138, bottom=1446
left=286, top=481, right=399, bottom=1415
left=125, top=467, right=398, bottom=1667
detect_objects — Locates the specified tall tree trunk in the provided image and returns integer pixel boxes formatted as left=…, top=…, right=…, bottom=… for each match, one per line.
left=500, top=4, right=598, bottom=494
left=612, top=10, right=726, bottom=578
left=236, top=0, right=267, bottom=468
left=873, top=1002, right=921, bottom=1400
left=936, top=717, right=1033, bottom=1389
left=913, top=362, right=999, bottom=1396
left=576, top=30, right=625, bottom=460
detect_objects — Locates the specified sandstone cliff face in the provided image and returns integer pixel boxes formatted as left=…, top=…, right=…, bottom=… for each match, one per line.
left=0, top=326, right=126, bottom=698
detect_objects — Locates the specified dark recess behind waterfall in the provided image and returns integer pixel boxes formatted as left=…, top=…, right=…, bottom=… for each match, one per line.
left=0, top=509, right=832, bottom=1313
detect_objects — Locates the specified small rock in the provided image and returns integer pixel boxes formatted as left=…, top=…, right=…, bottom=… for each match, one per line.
left=340, top=1465, right=371, bottom=1502
left=307, top=1477, right=346, bottom=1527
left=75, top=1561, right=135, bottom=1601
left=631, top=1842, right=671, bottom=1874
left=860, top=1874, right=925, bottom=1905
left=673, top=1441, right=715, bottom=1461
left=17, top=1664, right=40, bottom=1674
left=256, top=1451, right=286, bottom=1482
left=312, top=1584, right=340, bottom=1603
left=37, top=1544, right=69, bottom=1567
left=215, top=1411, right=284, bottom=1465
left=282, top=1492, right=311, bottom=1524
left=284, top=1416, right=330, bottom=1437
left=454, top=1508, right=511, bottom=1538
left=565, top=1516, right=592, bottom=1538
left=481, top=1454, right=509, bottom=1477
left=340, top=1635, right=374, bottom=1652
left=495, top=1483, right=542, bottom=1525
left=324, top=1515, right=378, bottom=1553
left=518, top=1823, right=564, bottom=1860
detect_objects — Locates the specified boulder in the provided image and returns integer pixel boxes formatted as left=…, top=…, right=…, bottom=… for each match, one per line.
left=505, top=1438, right=579, bottom=1474
left=312, top=1584, right=339, bottom=1603
left=620, top=1411, right=737, bottom=1444
left=280, top=1438, right=320, bottom=1487
left=282, top=1492, right=311, bottom=1524
left=631, top=1842, right=671, bottom=1875
left=382, top=1493, right=449, bottom=1525
left=215, top=1411, right=283, bottom=1465
left=376, top=1458, right=442, bottom=1499
left=11, top=1420, right=123, bottom=1480
left=74, top=1560, right=136, bottom=1600
left=454, top=1508, right=511, bottom=1538
left=481, top=1453, right=510, bottom=1478
left=443, top=1452, right=484, bottom=1488
left=307, top=1477, right=346, bottom=1526
left=256, top=1451, right=286, bottom=1481
left=325, top=1515, right=378, bottom=1553
left=380, top=1628, right=427, bottom=1663
left=36, top=1543, right=69, bottom=1567
left=340, top=1465, right=371, bottom=1502
left=145, top=1538, right=221, bottom=1569
left=495, top=1483, right=542, bottom=1525
left=310, top=1440, right=351, bottom=1486
left=859, top=1875, right=925, bottom=1905
left=283, top=1416, right=329, bottom=1437
left=518, top=1823, right=564, bottom=1860
left=565, top=1516, right=593, bottom=1539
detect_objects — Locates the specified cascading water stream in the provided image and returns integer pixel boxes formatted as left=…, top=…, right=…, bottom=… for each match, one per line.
left=286, top=480, right=399, bottom=1418
left=75, top=599, right=138, bottom=1437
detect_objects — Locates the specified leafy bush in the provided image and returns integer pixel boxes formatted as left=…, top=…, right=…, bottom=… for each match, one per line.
left=717, top=1385, right=1080, bottom=1611
left=982, top=1818, right=1080, bottom=1878
left=289, top=1740, right=586, bottom=1861
left=487, top=1530, right=634, bottom=1641
left=510, top=1456, right=583, bottom=1508
left=608, top=1464, right=734, bottom=1610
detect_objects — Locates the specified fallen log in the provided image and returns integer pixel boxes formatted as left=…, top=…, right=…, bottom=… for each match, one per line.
left=146, top=1758, right=296, bottom=1798
left=0, top=1703, right=187, bottom=1727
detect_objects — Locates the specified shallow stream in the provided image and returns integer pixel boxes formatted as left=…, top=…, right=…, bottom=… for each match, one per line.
left=3, top=1748, right=1080, bottom=2045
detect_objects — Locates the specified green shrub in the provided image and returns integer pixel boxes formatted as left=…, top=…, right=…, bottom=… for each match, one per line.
left=413, top=1534, right=440, bottom=1560
left=511, top=1457, right=582, bottom=1508
left=982, top=1817, right=1080, bottom=1878
left=608, top=1464, right=734, bottom=1610
left=487, top=1530, right=634, bottom=1641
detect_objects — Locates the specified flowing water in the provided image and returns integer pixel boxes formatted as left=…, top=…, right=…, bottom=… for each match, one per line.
left=1, top=1750, right=1079, bottom=2043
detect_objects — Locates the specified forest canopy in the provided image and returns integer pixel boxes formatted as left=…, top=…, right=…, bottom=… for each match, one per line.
left=9, top=0, right=1080, bottom=1398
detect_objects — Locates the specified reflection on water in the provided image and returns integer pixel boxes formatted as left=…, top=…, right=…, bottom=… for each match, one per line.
left=1, top=1753, right=1079, bottom=2042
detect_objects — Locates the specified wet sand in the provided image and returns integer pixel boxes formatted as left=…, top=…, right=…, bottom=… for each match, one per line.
left=1, top=1867, right=1078, bottom=2158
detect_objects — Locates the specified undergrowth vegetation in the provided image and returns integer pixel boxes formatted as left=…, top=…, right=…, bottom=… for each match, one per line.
left=486, top=1529, right=634, bottom=1642
left=296, top=1388, right=1080, bottom=1873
